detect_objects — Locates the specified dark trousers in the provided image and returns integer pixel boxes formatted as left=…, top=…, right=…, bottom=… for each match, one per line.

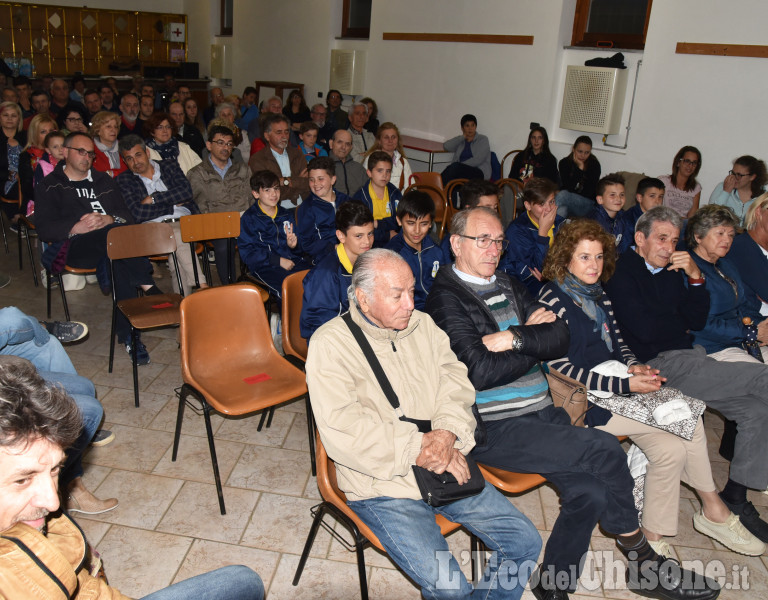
left=67, top=225, right=154, bottom=341
left=471, top=404, right=638, bottom=590
left=250, top=258, right=311, bottom=297
left=211, top=238, right=236, bottom=285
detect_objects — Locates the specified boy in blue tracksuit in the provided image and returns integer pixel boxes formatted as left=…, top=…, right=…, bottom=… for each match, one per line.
left=296, top=156, right=350, bottom=263
left=344, top=150, right=401, bottom=247
left=238, top=170, right=311, bottom=296
left=586, top=173, right=632, bottom=255
left=386, top=190, right=446, bottom=310
left=299, top=201, right=374, bottom=340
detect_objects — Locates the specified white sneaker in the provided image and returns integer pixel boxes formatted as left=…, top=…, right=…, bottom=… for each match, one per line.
left=648, top=538, right=674, bottom=559
left=693, top=511, right=766, bottom=556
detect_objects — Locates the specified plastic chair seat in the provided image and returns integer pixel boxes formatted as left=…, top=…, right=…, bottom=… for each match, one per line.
left=477, top=465, right=546, bottom=493
left=116, top=293, right=183, bottom=329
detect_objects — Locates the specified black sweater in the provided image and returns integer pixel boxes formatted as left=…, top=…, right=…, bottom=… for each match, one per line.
left=603, top=249, right=710, bottom=363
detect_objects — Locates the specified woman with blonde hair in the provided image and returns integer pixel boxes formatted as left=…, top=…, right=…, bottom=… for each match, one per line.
left=728, top=192, right=768, bottom=318
left=0, top=101, right=25, bottom=226
left=19, top=113, right=57, bottom=211
left=364, top=122, right=412, bottom=191
left=215, top=102, right=250, bottom=159
left=89, top=111, right=126, bottom=177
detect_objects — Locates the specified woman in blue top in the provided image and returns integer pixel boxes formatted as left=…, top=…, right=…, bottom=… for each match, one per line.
left=539, top=219, right=763, bottom=558
left=709, top=155, right=767, bottom=226
left=728, top=193, right=768, bottom=318
left=687, top=204, right=768, bottom=360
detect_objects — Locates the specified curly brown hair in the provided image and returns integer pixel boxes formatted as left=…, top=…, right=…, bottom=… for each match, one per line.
left=542, top=219, right=617, bottom=283
left=143, top=112, right=177, bottom=139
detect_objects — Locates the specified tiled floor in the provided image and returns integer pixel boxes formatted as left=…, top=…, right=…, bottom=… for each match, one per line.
left=2, top=235, right=767, bottom=599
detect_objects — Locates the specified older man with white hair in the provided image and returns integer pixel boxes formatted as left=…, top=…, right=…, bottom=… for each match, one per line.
left=347, top=101, right=375, bottom=163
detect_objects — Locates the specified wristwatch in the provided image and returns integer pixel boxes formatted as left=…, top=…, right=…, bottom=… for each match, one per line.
left=283, top=178, right=290, bottom=186
left=687, top=274, right=706, bottom=285
left=510, top=330, right=524, bottom=352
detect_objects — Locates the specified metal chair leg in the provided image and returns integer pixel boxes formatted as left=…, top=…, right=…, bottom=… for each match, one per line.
left=292, top=503, right=328, bottom=586
left=108, top=304, right=117, bottom=373
left=0, top=210, right=8, bottom=253
left=57, top=274, right=70, bottom=321
left=16, top=225, right=22, bottom=270
left=130, top=327, right=139, bottom=407
left=305, top=394, right=316, bottom=476
left=172, top=384, right=189, bottom=461
left=265, top=405, right=275, bottom=428
left=256, top=409, right=268, bottom=431
left=46, top=270, right=52, bottom=318
left=23, top=227, right=38, bottom=287
left=355, top=532, right=369, bottom=600
left=202, top=401, right=226, bottom=515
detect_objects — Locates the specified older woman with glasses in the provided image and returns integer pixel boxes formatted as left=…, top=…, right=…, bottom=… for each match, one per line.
left=659, top=146, right=702, bottom=219
left=709, top=155, right=768, bottom=226
left=687, top=204, right=768, bottom=361
left=143, top=112, right=201, bottom=175
left=89, top=111, right=126, bottom=178
left=538, top=218, right=764, bottom=558
left=57, top=106, right=89, bottom=135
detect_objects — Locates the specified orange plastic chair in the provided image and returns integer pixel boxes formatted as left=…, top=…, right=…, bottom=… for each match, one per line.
left=499, top=149, right=525, bottom=180
left=408, top=171, right=444, bottom=190
left=292, top=436, right=476, bottom=599
left=174, top=284, right=307, bottom=514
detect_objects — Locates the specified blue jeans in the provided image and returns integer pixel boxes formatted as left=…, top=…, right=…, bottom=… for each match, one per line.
left=41, top=371, right=102, bottom=485
left=350, top=482, right=541, bottom=599
left=141, top=565, right=264, bottom=600
left=0, top=307, right=76, bottom=373
left=555, top=190, right=594, bottom=218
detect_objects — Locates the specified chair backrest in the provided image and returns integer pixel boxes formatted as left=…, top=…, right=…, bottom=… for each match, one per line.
left=496, top=177, right=525, bottom=221
left=179, top=211, right=241, bottom=243
left=500, top=149, right=524, bottom=179
left=408, top=171, right=444, bottom=190
left=180, top=283, right=280, bottom=393
left=281, top=270, right=309, bottom=362
left=106, top=222, right=177, bottom=260
left=402, top=182, right=448, bottom=237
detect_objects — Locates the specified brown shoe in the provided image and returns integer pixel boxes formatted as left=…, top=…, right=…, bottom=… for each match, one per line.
left=66, top=477, right=118, bottom=515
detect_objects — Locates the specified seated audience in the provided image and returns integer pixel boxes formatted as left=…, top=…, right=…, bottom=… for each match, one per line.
left=659, top=146, right=702, bottom=219
left=0, top=355, right=265, bottom=599
left=13, top=75, right=33, bottom=119
left=509, top=126, right=559, bottom=185
left=36, top=132, right=160, bottom=364
left=168, top=100, right=204, bottom=159
left=364, top=122, right=413, bottom=191
left=349, top=150, right=401, bottom=246
left=425, top=206, right=720, bottom=599
left=556, top=135, right=600, bottom=218
left=360, top=96, right=379, bottom=135
left=297, top=121, right=328, bottom=162
left=183, top=96, right=207, bottom=138
left=709, top=155, right=768, bottom=226
left=215, top=101, right=250, bottom=159
left=347, top=101, right=375, bottom=164
left=239, top=170, right=311, bottom=296
left=605, top=206, right=768, bottom=542
left=282, top=90, right=310, bottom=131
left=139, top=93, right=155, bottom=122
left=188, top=125, right=253, bottom=284
left=236, top=86, right=260, bottom=131
left=499, top=177, right=564, bottom=295
left=117, top=134, right=206, bottom=295
left=329, top=129, right=366, bottom=197
left=18, top=113, right=57, bottom=214
left=98, top=82, right=119, bottom=114
left=144, top=111, right=201, bottom=175
left=296, top=156, right=350, bottom=262
left=588, top=173, right=632, bottom=254
left=299, top=201, right=373, bottom=340
left=203, top=86, right=224, bottom=125
left=49, top=78, right=81, bottom=120
left=306, top=249, right=541, bottom=599
left=728, top=192, right=768, bottom=317
left=90, top=111, right=127, bottom=178
left=309, top=102, right=335, bottom=151
left=439, top=178, right=501, bottom=262
left=32, top=131, right=66, bottom=193
left=325, top=88, right=348, bottom=131
left=686, top=204, right=768, bottom=360
left=82, top=88, right=102, bottom=122
left=117, top=92, right=142, bottom=139
left=539, top=219, right=763, bottom=557
left=56, top=105, right=89, bottom=136
left=386, top=190, right=446, bottom=310
left=69, top=74, right=85, bottom=104
left=247, top=95, right=283, bottom=146
left=624, top=176, right=666, bottom=238
left=441, top=113, right=491, bottom=184
left=0, top=101, right=25, bottom=225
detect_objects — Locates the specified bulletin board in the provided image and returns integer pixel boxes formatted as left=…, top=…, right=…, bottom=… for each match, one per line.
left=0, top=2, right=187, bottom=76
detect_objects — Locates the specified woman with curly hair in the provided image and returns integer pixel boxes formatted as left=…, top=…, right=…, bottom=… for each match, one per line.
left=659, top=146, right=702, bottom=219
left=538, top=218, right=763, bottom=558
left=709, top=155, right=768, bottom=226
left=89, top=111, right=126, bottom=178
left=361, top=96, right=379, bottom=134
left=363, top=122, right=412, bottom=191
left=143, top=112, right=201, bottom=175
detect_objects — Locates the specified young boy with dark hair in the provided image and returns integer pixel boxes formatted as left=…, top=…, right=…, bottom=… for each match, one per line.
left=238, top=170, right=311, bottom=296
left=298, top=121, right=328, bottom=162
left=588, top=173, right=632, bottom=254
left=624, top=177, right=666, bottom=236
left=296, top=156, right=350, bottom=262
left=300, top=200, right=374, bottom=339
left=347, top=150, right=401, bottom=246
left=386, top=191, right=446, bottom=310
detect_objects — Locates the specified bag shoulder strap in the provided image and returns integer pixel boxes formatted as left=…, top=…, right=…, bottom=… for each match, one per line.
left=342, top=312, right=401, bottom=412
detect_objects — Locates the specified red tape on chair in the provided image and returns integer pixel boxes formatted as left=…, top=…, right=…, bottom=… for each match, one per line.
left=243, top=373, right=272, bottom=384
left=152, top=302, right=174, bottom=309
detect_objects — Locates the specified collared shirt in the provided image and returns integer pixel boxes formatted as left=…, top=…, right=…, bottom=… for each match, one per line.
left=271, top=147, right=291, bottom=177
left=208, top=155, right=232, bottom=179
left=138, top=160, right=168, bottom=195
left=452, top=264, right=497, bottom=285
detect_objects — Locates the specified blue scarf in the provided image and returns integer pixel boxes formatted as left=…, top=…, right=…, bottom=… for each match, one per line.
left=559, top=272, right=613, bottom=353
left=147, top=137, right=180, bottom=162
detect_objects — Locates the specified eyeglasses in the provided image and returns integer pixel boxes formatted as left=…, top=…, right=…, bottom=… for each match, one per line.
left=729, top=170, right=752, bottom=179
left=155, top=124, right=172, bottom=130
left=679, top=158, right=699, bottom=167
left=211, top=139, right=234, bottom=148
left=458, top=234, right=509, bottom=251
left=66, top=146, right=96, bottom=159
left=65, top=116, right=83, bottom=123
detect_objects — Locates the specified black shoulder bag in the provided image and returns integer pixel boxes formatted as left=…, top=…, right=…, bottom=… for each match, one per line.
left=342, top=312, right=485, bottom=506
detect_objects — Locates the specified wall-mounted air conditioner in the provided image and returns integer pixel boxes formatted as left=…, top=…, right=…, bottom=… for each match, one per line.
left=560, top=66, right=628, bottom=135
left=210, top=44, right=231, bottom=79
left=329, top=49, right=366, bottom=95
